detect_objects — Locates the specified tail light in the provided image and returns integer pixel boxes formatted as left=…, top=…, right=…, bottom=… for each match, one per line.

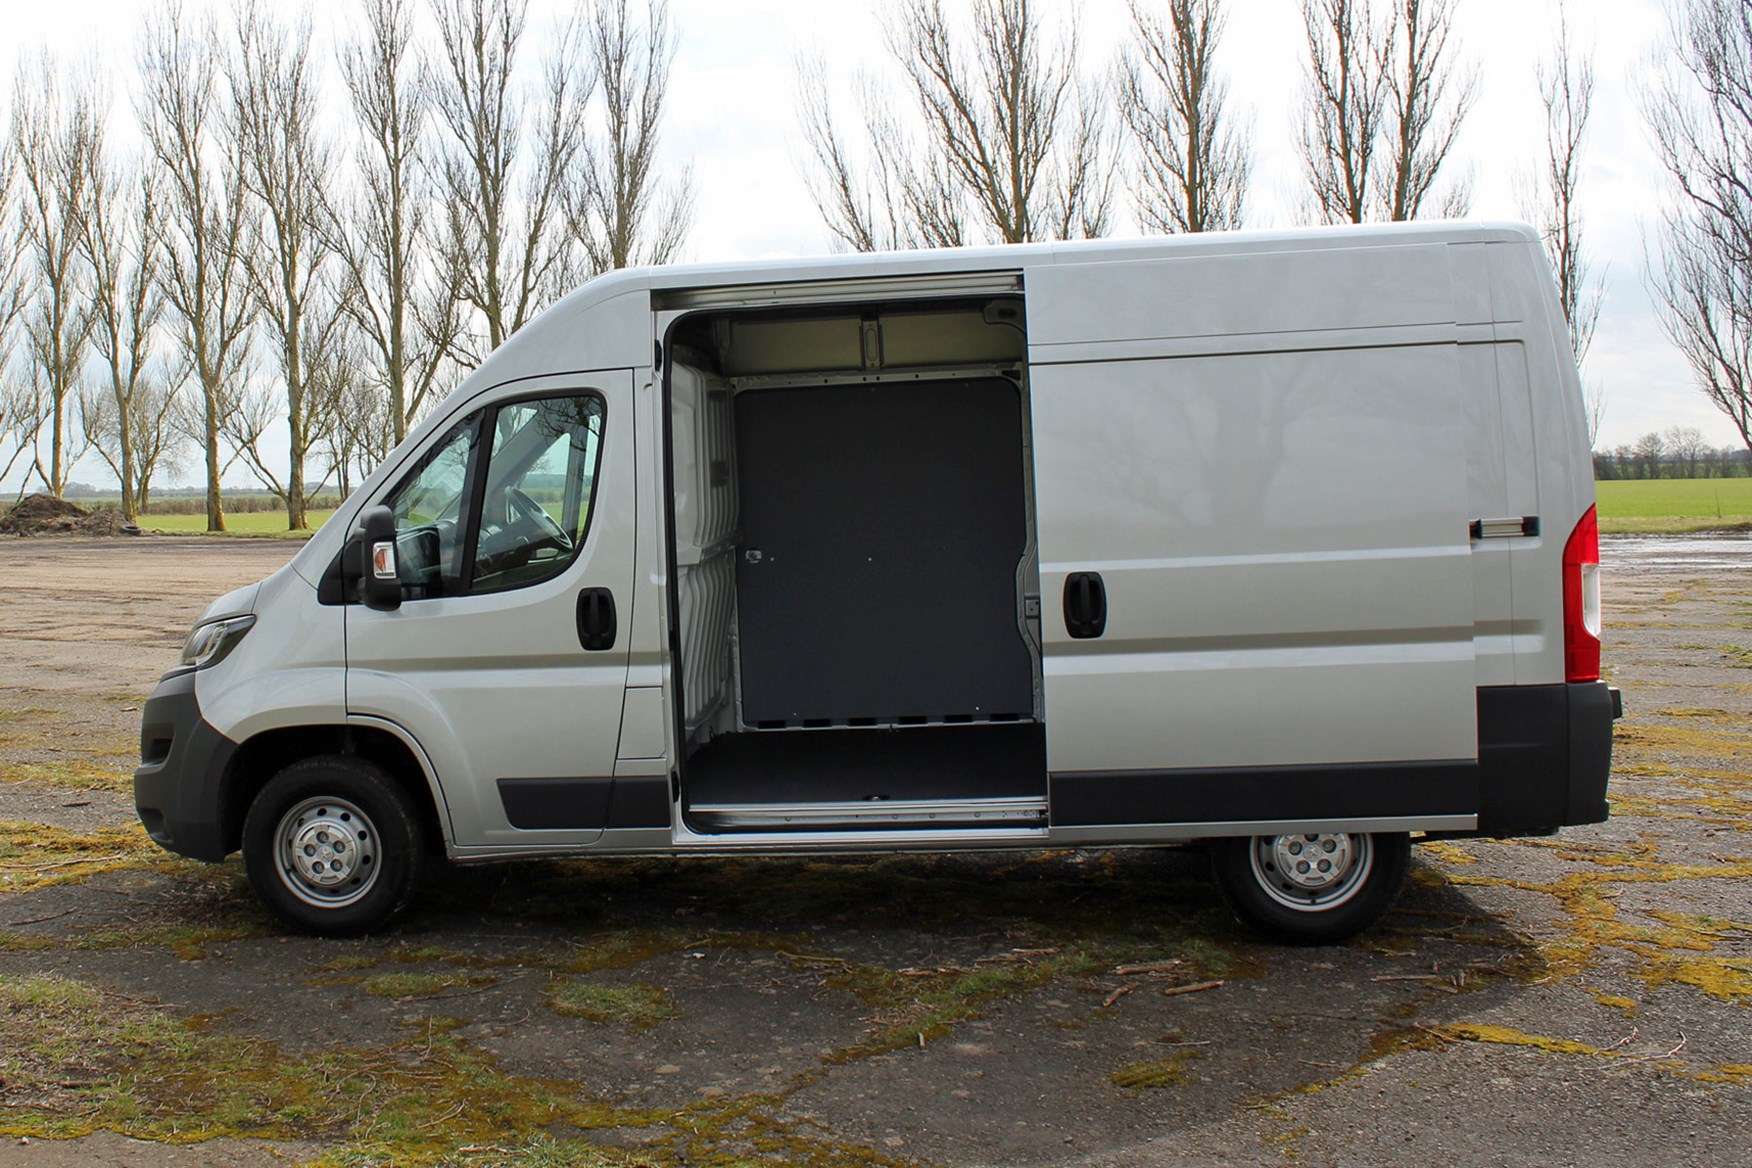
left=1562, top=505, right=1601, bottom=682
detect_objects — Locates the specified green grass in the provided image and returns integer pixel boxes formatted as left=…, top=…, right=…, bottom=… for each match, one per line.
left=1595, top=479, right=1752, bottom=534
left=141, top=509, right=335, bottom=537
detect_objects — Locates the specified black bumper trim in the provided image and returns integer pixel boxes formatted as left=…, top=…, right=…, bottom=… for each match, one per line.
left=133, top=671, right=240, bottom=862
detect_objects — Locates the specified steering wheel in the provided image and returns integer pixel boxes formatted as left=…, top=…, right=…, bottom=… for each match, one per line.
left=506, top=487, right=572, bottom=550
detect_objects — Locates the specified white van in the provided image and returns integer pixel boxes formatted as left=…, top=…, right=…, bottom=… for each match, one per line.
left=135, top=223, right=1619, bottom=944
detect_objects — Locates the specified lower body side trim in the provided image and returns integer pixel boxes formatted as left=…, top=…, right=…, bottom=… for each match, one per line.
left=1050, top=759, right=1477, bottom=829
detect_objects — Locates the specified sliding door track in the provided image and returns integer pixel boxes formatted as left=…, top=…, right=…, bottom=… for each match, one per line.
left=688, top=795, right=1048, bottom=833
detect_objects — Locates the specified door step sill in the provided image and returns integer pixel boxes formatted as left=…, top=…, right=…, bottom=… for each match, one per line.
left=688, top=795, right=1047, bottom=832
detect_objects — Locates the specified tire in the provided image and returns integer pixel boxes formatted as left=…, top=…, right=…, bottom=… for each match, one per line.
left=242, top=754, right=425, bottom=937
left=1211, top=831, right=1411, bottom=945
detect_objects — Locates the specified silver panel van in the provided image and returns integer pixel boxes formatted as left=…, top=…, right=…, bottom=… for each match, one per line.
left=135, top=224, right=1620, bottom=943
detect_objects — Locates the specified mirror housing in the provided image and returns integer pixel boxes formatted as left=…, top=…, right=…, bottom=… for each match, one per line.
left=345, top=504, right=403, bottom=612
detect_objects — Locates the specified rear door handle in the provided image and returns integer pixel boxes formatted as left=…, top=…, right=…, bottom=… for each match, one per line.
left=576, top=588, right=617, bottom=651
left=1063, top=572, right=1106, bottom=639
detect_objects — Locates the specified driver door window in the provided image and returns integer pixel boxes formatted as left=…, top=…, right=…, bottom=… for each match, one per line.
left=470, top=395, right=605, bottom=593
left=380, top=393, right=604, bottom=600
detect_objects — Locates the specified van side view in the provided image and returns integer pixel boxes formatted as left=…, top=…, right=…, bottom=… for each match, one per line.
left=135, top=223, right=1620, bottom=944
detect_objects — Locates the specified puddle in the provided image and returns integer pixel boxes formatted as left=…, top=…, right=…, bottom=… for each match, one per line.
left=1602, top=534, right=1752, bottom=574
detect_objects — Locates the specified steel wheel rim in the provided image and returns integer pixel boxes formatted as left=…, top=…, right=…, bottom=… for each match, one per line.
left=274, top=796, right=381, bottom=909
left=1248, top=833, right=1374, bottom=913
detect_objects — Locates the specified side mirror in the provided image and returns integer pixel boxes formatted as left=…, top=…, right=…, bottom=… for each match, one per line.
left=345, top=504, right=403, bottom=612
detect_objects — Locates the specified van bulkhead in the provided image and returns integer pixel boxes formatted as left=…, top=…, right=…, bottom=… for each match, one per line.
left=134, top=223, right=1621, bottom=944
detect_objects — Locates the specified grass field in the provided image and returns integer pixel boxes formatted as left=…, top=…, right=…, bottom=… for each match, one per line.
left=1595, top=478, right=1752, bottom=533
left=141, top=509, right=336, bottom=537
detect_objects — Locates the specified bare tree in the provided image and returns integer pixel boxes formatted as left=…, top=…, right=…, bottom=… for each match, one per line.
left=141, top=1, right=259, bottom=532
left=0, top=138, right=29, bottom=486
left=11, top=56, right=99, bottom=497
left=1117, top=0, right=1251, bottom=234
left=81, top=125, right=169, bottom=522
left=1633, top=429, right=1667, bottom=479
left=1519, top=2, right=1604, bottom=446
left=232, top=3, right=346, bottom=530
left=0, top=132, right=25, bottom=371
left=570, top=0, right=694, bottom=272
left=1641, top=0, right=1752, bottom=451
left=212, top=379, right=282, bottom=493
left=1665, top=424, right=1707, bottom=476
left=799, top=0, right=1113, bottom=250
left=1299, top=0, right=1473, bottom=224
left=430, top=0, right=591, bottom=366
left=798, top=57, right=964, bottom=251
left=1377, top=0, right=1476, bottom=220
left=1299, top=0, right=1389, bottom=224
left=335, top=0, right=460, bottom=449
left=321, top=336, right=396, bottom=496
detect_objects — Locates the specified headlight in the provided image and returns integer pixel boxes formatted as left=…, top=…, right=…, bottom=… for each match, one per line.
left=179, top=614, right=257, bottom=670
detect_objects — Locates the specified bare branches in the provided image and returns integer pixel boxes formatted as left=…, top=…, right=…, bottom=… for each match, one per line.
left=1298, top=0, right=1473, bottom=224
left=1641, top=0, right=1752, bottom=450
left=430, top=0, right=590, bottom=365
left=1531, top=3, right=1601, bottom=364
left=1299, top=0, right=1388, bottom=225
left=231, top=1, right=344, bottom=528
left=140, top=0, right=258, bottom=531
left=10, top=54, right=100, bottom=497
left=335, top=0, right=460, bottom=446
left=81, top=104, right=170, bottom=521
left=571, top=0, right=694, bottom=272
left=1517, top=2, right=1602, bottom=444
left=798, top=0, right=1111, bottom=249
left=1117, top=0, right=1251, bottom=234
left=1377, top=0, right=1477, bottom=221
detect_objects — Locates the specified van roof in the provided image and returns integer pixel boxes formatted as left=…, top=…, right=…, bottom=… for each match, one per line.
left=573, top=219, right=1539, bottom=305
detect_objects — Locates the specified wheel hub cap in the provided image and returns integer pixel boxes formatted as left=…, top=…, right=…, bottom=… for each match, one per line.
left=1249, top=832, right=1374, bottom=912
left=276, top=797, right=380, bottom=909
left=1272, top=833, right=1354, bottom=891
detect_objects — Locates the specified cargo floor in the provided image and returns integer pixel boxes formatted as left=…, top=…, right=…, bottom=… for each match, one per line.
left=680, top=725, right=1047, bottom=808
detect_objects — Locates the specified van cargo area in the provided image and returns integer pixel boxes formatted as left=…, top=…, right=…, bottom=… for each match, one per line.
left=666, top=299, right=1049, bottom=832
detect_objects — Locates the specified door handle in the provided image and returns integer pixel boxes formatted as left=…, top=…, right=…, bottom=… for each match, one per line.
left=576, top=588, right=617, bottom=651
left=1063, top=572, right=1106, bottom=639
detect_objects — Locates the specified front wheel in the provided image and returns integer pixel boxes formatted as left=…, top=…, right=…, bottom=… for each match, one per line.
left=1211, top=831, right=1410, bottom=945
left=242, top=755, right=425, bottom=936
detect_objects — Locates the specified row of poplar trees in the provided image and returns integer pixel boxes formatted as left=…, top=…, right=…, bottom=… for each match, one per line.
left=2, top=0, right=1748, bottom=529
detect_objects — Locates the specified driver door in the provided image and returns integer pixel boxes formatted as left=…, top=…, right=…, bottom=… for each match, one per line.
left=345, top=373, right=637, bottom=851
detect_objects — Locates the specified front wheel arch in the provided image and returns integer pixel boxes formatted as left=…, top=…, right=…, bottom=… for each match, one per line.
left=221, top=724, right=446, bottom=859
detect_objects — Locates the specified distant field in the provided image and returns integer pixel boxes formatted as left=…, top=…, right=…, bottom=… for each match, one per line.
left=1595, top=478, right=1752, bottom=533
left=141, top=509, right=336, bottom=537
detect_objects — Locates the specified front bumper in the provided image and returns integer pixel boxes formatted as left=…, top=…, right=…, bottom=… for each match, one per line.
left=134, top=671, right=241, bottom=862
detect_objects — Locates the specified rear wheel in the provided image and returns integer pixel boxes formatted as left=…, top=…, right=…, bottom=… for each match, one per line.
left=242, top=755, right=424, bottom=936
left=1211, top=831, right=1410, bottom=945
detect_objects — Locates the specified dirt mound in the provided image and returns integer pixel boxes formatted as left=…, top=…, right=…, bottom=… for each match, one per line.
left=0, top=494, right=140, bottom=537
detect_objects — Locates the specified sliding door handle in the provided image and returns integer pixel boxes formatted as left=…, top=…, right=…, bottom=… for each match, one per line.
left=1063, top=572, right=1106, bottom=639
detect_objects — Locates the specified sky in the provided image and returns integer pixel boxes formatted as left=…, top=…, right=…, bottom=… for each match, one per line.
left=3, top=0, right=1745, bottom=492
